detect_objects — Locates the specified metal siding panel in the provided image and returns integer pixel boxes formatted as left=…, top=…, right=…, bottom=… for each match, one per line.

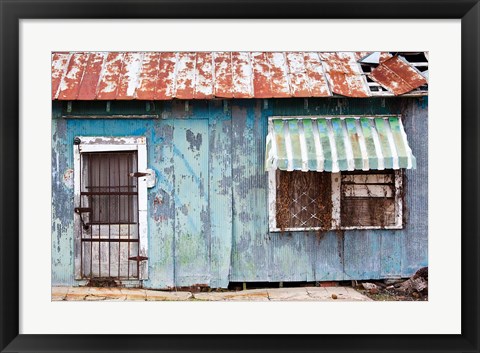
left=208, top=102, right=233, bottom=288
left=343, top=231, right=382, bottom=279
left=213, top=52, right=234, bottom=98
left=173, top=119, right=210, bottom=286
left=144, top=120, right=176, bottom=288
left=230, top=101, right=269, bottom=281
left=96, top=52, right=125, bottom=100
left=57, top=52, right=89, bottom=100
left=116, top=52, right=144, bottom=100
left=401, top=99, right=428, bottom=276
left=306, top=232, right=345, bottom=281
left=51, top=118, right=76, bottom=285
left=51, top=52, right=72, bottom=100
left=51, top=99, right=427, bottom=287
left=175, top=52, right=197, bottom=99
left=154, top=52, right=178, bottom=100
left=231, top=52, right=254, bottom=98
left=268, top=233, right=310, bottom=282
left=194, top=52, right=214, bottom=99
left=77, top=52, right=106, bottom=100
left=135, top=53, right=161, bottom=100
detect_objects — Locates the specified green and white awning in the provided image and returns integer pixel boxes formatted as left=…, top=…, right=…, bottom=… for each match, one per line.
left=265, top=116, right=416, bottom=172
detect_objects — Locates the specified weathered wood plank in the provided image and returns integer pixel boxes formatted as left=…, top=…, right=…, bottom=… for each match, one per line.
left=343, top=184, right=394, bottom=197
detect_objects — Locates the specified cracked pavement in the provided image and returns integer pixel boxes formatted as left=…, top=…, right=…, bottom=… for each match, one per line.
left=52, top=286, right=372, bottom=301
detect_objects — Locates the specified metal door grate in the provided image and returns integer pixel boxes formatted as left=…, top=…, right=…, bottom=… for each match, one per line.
left=78, top=151, right=140, bottom=280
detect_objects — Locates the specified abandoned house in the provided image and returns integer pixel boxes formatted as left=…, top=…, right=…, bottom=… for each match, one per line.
left=51, top=51, right=428, bottom=289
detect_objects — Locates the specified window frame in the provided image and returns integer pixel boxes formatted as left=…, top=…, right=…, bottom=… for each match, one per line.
left=73, top=136, right=149, bottom=280
left=268, top=166, right=404, bottom=232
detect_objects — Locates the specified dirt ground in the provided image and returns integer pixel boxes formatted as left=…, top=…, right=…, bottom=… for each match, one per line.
left=356, top=284, right=428, bottom=301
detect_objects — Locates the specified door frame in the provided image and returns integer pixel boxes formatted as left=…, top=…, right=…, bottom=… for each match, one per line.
left=73, top=136, right=149, bottom=280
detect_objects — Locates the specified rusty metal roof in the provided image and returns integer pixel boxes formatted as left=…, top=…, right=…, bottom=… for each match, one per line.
left=52, top=52, right=428, bottom=100
left=370, top=56, right=428, bottom=95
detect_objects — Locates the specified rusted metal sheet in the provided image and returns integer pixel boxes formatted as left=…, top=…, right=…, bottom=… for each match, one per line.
left=77, top=52, right=105, bottom=100
left=117, top=52, right=144, bottom=100
left=51, top=52, right=72, bottom=99
left=155, top=52, right=177, bottom=100
left=175, top=52, right=197, bottom=99
left=96, top=52, right=124, bottom=100
left=232, top=52, right=254, bottom=98
left=213, top=52, right=234, bottom=98
left=194, top=52, right=214, bottom=99
left=57, top=52, right=89, bottom=100
left=52, top=51, right=428, bottom=100
left=303, top=52, right=331, bottom=97
left=370, top=56, right=428, bottom=95
left=135, top=52, right=161, bottom=100
left=319, top=52, right=370, bottom=97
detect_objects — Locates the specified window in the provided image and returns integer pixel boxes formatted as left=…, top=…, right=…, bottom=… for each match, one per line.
left=73, top=136, right=150, bottom=280
left=269, top=170, right=403, bottom=231
left=265, top=116, right=414, bottom=232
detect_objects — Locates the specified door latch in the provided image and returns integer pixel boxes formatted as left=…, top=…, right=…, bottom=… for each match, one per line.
left=129, top=168, right=156, bottom=188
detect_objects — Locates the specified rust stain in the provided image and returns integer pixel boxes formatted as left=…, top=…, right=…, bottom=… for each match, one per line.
left=155, top=52, right=177, bottom=100
left=136, top=52, right=161, bottom=100
left=304, top=52, right=331, bottom=97
left=319, top=52, right=370, bottom=97
left=52, top=51, right=428, bottom=100
left=286, top=52, right=311, bottom=97
left=370, top=55, right=427, bottom=95
left=194, top=52, right=214, bottom=99
left=251, top=52, right=272, bottom=98
left=96, top=52, right=125, bottom=100
left=51, top=52, right=72, bottom=99
left=267, top=52, right=290, bottom=98
left=213, top=52, right=233, bottom=98
left=175, top=52, right=196, bottom=99
left=77, top=52, right=105, bottom=100
left=116, top=52, right=144, bottom=99
left=231, top=52, right=253, bottom=98
left=57, top=52, right=89, bottom=100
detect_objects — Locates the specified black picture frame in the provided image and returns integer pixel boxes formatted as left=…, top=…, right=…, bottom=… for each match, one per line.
left=1, top=1, right=478, bottom=352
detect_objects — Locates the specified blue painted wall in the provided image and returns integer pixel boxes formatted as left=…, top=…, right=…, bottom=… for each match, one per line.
left=52, top=97, right=428, bottom=288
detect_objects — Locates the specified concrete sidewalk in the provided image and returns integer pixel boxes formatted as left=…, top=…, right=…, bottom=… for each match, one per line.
left=52, top=286, right=372, bottom=301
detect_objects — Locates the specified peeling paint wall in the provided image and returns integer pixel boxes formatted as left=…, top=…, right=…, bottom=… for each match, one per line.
left=52, top=97, right=427, bottom=288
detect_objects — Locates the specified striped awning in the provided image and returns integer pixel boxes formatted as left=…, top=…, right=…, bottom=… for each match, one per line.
left=265, top=116, right=416, bottom=172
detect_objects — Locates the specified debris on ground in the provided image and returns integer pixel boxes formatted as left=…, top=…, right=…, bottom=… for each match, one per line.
left=356, top=267, right=428, bottom=301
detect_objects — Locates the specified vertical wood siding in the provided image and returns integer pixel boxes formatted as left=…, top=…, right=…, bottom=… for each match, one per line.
left=52, top=97, right=428, bottom=287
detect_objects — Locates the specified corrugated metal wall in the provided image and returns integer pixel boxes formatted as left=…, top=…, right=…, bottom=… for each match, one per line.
left=51, top=97, right=428, bottom=288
